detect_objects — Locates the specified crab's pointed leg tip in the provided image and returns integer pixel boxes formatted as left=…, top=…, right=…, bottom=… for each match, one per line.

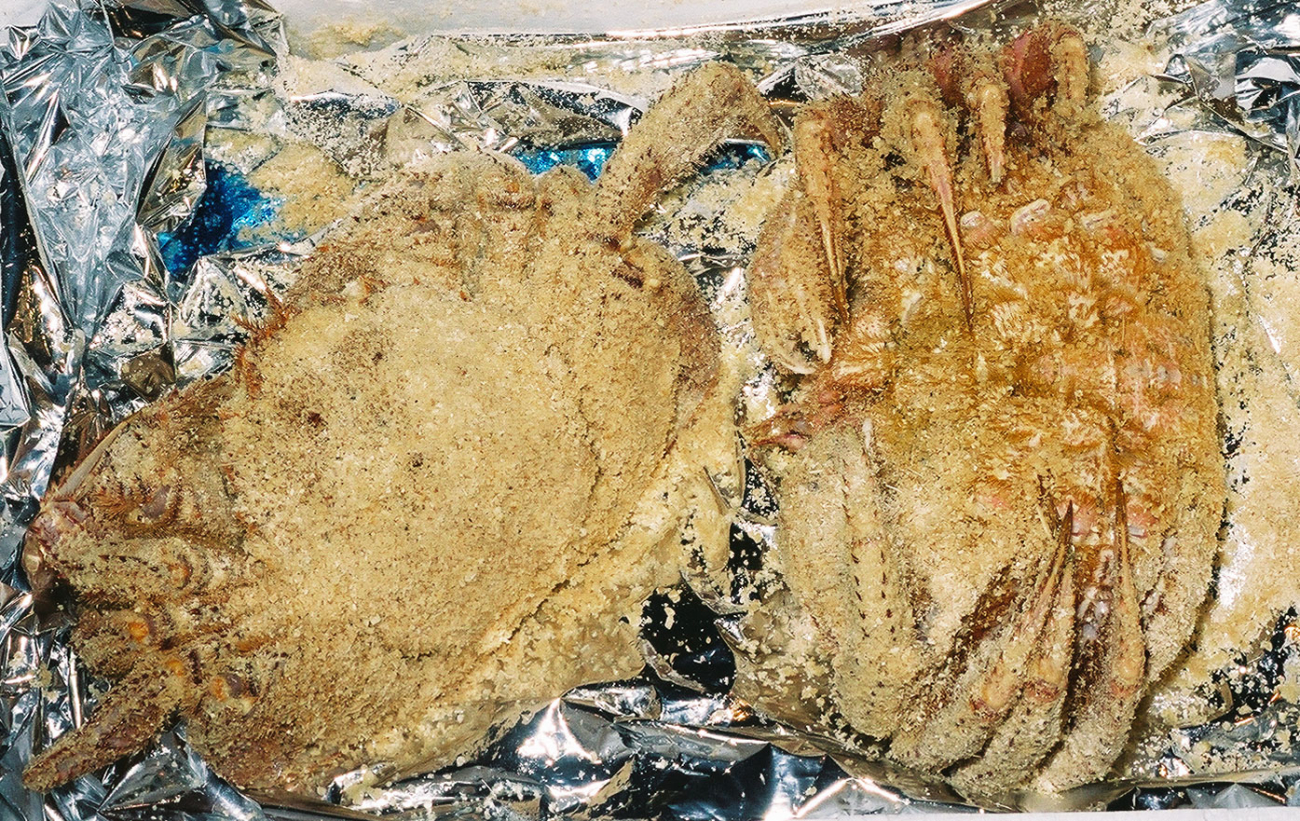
left=815, top=319, right=834, bottom=364
left=987, top=152, right=1004, bottom=187
left=972, top=79, right=1008, bottom=185
left=1054, top=30, right=1090, bottom=113
left=909, top=107, right=969, bottom=325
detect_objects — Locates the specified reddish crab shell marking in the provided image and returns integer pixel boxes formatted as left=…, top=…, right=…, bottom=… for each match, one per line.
left=22, top=63, right=783, bottom=795
left=744, top=23, right=1221, bottom=797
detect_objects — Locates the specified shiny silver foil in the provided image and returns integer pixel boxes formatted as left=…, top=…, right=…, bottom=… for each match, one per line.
left=1152, top=0, right=1300, bottom=176
left=2, top=0, right=1300, bottom=817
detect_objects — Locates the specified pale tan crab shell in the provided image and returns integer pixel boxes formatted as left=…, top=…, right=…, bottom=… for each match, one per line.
left=22, top=63, right=783, bottom=795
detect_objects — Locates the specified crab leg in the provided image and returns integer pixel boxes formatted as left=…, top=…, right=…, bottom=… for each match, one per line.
left=1111, top=303, right=1218, bottom=683
left=878, top=73, right=971, bottom=327
left=905, top=96, right=971, bottom=327
left=1050, top=33, right=1089, bottom=118
left=72, top=604, right=232, bottom=676
left=592, top=63, right=784, bottom=243
left=1003, top=24, right=1089, bottom=125
left=69, top=610, right=159, bottom=676
left=954, top=583, right=1077, bottom=797
left=778, top=425, right=924, bottom=737
left=927, top=43, right=1009, bottom=185
left=33, top=530, right=251, bottom=604
left=890, top=500, right=1073, bottom=770
left=25, top=462, right=247, bottom=605
left=949, top=511, right=1079, bottom=796
left=1035, top=480, right=1146, bottom=792
left=24, top=657, right=197, bottom=792
left=967, top=75, right=1009, bottom=185
left=1119, top=465, right=1217, bottom=685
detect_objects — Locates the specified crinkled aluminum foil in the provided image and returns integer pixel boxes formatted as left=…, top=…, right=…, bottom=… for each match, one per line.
left=3, top=0, right=1300, bottom=817
left=1151, top=0, right=1300, bottom=176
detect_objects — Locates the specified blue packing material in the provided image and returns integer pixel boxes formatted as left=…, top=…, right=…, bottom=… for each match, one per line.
left=157, top=162, right=284, bottom=277
left=514, top=142, right=616, bottom=180
left=514, top=142, right=772, bottom=181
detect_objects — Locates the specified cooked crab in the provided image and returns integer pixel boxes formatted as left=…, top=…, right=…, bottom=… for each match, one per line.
left=22, top=63, right=782, bottom=795
left=744, top=24, right=1222, bottom=797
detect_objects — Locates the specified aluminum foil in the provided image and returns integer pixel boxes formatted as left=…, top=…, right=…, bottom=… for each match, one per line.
left=3, top=0, right=1300, bottom=817
left=1151, top=0, right=1300, bottom=176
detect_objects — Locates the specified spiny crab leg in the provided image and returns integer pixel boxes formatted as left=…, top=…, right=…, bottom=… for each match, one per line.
left=907, top=100, right=972, bottom=328
left=793, top=114, right=850, bottom=325
left=23, top=657, right=196, bottom=792
left=32, top=424, right=124, bottom=512
left=891, top=497, right=1075, bottom=770
left=23, top=427, right=126, bottom=594
left=928, top=44, right=1009, bottom=185
left=973, top=499, right=1075, bottom=718
left=968, top=76, right=1009, bottom=185
left=592, top=63, right=785, bottom=245
left=1107, top=481, right=1147, bottom=694
left=1036, top=478, right=1146, bottom=791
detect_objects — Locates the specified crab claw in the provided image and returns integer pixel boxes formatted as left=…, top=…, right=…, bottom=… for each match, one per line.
left=749, top=192, right=838, bottom=372
left=749, top=97, right=876, bottom=375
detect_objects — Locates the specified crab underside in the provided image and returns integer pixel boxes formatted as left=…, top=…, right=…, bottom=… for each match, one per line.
left=743, top=22, right=1222, bottom=798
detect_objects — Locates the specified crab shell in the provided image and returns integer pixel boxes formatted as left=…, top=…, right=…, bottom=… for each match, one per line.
left=22, top=63, right=784, bottom=795
left=744, top=23, right=1223, bottom=799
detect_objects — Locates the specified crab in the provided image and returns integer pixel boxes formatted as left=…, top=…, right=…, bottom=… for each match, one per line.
left=743, top=23, right=1222, bottom=797
left=21, top=63, right=783, bottom=795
